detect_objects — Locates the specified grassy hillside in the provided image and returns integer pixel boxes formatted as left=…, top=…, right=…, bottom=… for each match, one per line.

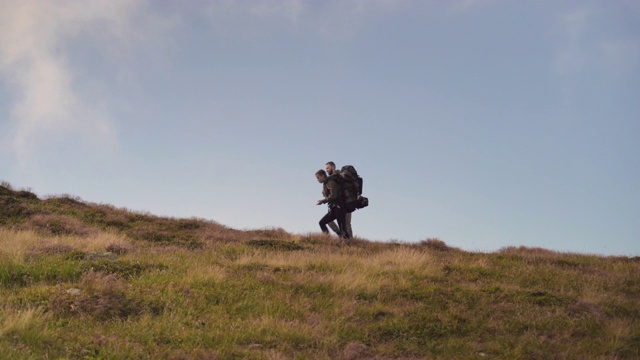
left=1, top=183, right=639, bottom=359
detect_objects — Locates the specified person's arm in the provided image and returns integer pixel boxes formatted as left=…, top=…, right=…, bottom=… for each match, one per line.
left=317, top=183, right=329, bottom=205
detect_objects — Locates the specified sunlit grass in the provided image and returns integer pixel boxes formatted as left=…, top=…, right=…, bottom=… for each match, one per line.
left=1, top=226, right=638, bottom=359
left=1, top=182, right=639, bottom=358
left=0, top=306, right=50, bottom=337
left=0, top=228, right=132, bottom=262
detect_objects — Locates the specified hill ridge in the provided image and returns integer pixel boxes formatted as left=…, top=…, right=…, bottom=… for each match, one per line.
left=0, top=182, right=299, bottom=249
left=1, top=182, right=639, bottom=358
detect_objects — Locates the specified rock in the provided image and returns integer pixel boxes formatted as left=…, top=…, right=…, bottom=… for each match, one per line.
left=67, top=288, right=81, bottom=296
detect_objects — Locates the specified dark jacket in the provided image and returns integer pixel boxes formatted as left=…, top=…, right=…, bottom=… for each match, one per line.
left=322, top=175, right=342, bottom=207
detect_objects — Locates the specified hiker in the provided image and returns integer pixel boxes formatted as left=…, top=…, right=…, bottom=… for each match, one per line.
left=325, top=161, right=353, bottom=238
left=320, top=174, right=342, bottom=237
left=315, top=169, right=350, bottom=240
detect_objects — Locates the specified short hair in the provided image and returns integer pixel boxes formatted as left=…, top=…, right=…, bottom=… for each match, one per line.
left=315, top=169, right=327, bottom=177
left=325, top=161, right=336, bottom=168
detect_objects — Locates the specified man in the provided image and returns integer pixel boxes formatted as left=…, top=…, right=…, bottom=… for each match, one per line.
left=315, top=169, right=349, bottom=240
left=325, top=161, right=353, bottom=238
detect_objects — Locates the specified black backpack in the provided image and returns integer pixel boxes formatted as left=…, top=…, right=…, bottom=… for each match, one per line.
left=339, top=165, right=368, bottom=212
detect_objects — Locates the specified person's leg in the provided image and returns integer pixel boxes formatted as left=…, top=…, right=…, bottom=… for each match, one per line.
left=319, top=210, right=336, bottom=234
left=345, top=212, right=353, bottom=238
left=333, top=207, right=349, bottom=239
left=327, top=221, right=341, bottom=235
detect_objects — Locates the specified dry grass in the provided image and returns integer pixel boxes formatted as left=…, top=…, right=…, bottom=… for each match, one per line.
left=0, top=306, right=50, bottom=337
left=0, top=228, right=133, bottom=261
left=1, top=183, right=639, bottom=359
left=1, top=225, right=638, bottom=359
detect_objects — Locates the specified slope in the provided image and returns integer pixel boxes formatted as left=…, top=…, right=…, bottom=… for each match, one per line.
left=1, top=183, right=639, bottom=359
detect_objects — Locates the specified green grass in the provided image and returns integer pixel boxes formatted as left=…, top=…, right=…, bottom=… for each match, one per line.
left=1, top=183, right=639, bottom=359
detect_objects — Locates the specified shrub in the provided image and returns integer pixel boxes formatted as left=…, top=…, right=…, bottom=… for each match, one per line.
left=45, top=195, right=86, bottom=208
left=0, top=197, right=34, bottom=225
left=419, top=238, right=452, bottom=252
left=31, top=244, right=76, bottom=257
left=16, top=190, right=39, bottom=200
left=24, top=214, right=97, bottom=237
left=0, top=181, right=14, bottom=191
left=105, top=243, right=130, bottom=255
left=50, top=271, right=144, bottom=320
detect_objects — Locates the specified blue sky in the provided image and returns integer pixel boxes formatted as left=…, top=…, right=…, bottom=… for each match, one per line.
left=1, top=0, right=638, bottom=256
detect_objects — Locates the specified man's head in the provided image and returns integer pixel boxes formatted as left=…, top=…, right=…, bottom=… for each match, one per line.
left=315, top=169, right=327, bottom=183
left=325, top=161, right=336, bottom=176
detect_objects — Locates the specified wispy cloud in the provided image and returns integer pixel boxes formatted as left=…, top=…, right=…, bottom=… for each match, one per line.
left=555, top=6, right=640, bottom=77
left=0, top=0, right=157, bottom=167
left=554, top=8, right=591, bottom=74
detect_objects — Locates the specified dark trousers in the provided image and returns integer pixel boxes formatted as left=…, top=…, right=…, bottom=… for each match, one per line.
left=319, top=206, right=350, bottom=239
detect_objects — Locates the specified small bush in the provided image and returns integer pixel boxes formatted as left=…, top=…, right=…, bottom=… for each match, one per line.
left=64, top=250, right=87, bottom=261
left=25, top=214, right=97, bottom=237
left=105, top=243, right=130, bottom=255
left=0, top=181, right=14, bottom=191
left=46, top=195, right=86, bottom=207
left=419, top=238, right=452, bottom=252
left=175, top=219, right=205, bottom=231
left=0, top=197, right=34, bottom=224
left=31, top=244, right=76, bottom=257
left=16, top=190, right=39, bottom=200
left=50, top=271, right=144, bottom=320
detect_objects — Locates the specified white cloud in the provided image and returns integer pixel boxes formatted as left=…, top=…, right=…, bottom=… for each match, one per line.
left=0, top=0, right=155, bottom=167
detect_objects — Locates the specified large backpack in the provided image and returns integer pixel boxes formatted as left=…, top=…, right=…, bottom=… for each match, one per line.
left=339, top=165, right=368, bottom=212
